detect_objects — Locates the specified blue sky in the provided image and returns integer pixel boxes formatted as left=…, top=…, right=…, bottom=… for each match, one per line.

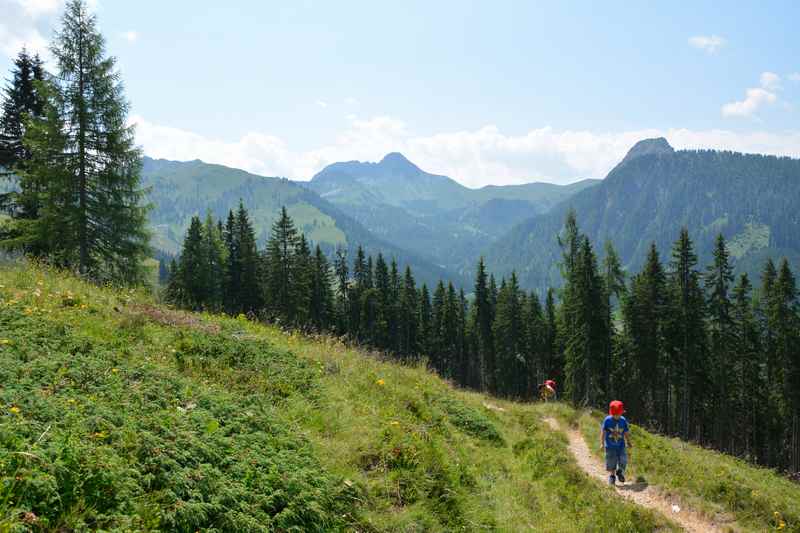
left=1, top=0, right=799, bottom=185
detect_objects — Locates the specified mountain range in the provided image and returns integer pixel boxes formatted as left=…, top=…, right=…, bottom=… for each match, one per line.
left=486, top=138, right=800, bottom=291
left=143, top=139, right=800, bottom=292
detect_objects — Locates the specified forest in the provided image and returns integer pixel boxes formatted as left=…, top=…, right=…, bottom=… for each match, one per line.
left=165, top=205, right=800, bottom=476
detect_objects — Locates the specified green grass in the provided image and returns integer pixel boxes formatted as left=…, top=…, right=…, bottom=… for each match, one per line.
left=4, top=260, right=776, bottom=531
left=579, top=411, right=800, bottom=532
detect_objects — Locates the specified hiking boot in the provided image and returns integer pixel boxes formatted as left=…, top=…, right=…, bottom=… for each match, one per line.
left=608, top=475, right=616, bottom=485
left=616, top=469, right=625, bottom=483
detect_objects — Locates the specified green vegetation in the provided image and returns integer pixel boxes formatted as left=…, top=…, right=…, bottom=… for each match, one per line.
left=578, top=412, right=800, bottom=532
left=0, top=261, right=679, bottom=531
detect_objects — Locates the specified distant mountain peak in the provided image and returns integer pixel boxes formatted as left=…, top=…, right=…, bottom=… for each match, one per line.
left=379, top=152, right=419, bottom=171
left=621, top=137, right=674, bottom=165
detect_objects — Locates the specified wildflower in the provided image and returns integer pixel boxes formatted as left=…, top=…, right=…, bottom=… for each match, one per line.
left=389, top=421, right=400, bottom=426
left=67, top=398, right=76, bottom=404
left=80, top=304, right=88, bottom=310
left=375, top=379, right=385, bottom=386
left=0, top=339, right=11, bottom=345
left=36, top=280, right=43, bottom=286
left=9, top=406, right=20, bottom=415
left=778, top=520, right=786, bottom=530
left=111, top=368, right=119, bottom=373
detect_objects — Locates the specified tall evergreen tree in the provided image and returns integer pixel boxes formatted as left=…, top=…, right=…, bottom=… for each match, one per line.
left=22, top=0, right=149, bottom=282
left=473, top=258, right=495, bottom=392
left=602, top=241, right=626, bottom=397
left=494, top=273, right=525, bottom=397
left=705, top=234, right=735, bottom=450
left=309, top=244, right=334, bottom=331
left=0, top=48, right=45, bottom=213
left=333, top=247, right=350, bottom=335
left=398, top=266, right=418, bottom=357
left=264, top=206, right=299, bottom=323
left=665, top=228, right=707, bottom=440
left=418, top=283, right=433, bottom=357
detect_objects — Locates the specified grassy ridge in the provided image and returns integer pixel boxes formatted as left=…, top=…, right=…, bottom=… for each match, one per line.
left=4, top=261, right=776, bottom=531
left=578, top=412, right=800, bottom=532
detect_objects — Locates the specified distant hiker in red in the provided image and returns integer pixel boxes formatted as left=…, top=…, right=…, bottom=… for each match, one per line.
left=538, top=379, right=557, bottom=402
left=601, top=400, right=631, bottom=486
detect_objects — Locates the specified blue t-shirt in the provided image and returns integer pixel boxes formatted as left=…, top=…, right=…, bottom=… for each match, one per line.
left=603, top=415, right=629, bottom=449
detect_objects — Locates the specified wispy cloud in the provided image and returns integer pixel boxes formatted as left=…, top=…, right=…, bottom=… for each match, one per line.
left=345, top=96, right=358, bottom=105
left=131, top=114, right=800, bottom=186
left=315, top=100, right=328, bottom=108
left=688, top=35, right=726, bottom=54
left=722, top=72, right=781, bottom=118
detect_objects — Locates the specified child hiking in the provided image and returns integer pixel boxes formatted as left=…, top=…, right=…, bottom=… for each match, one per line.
left=538, top=379, right=557, bottom=402
left=600, top=400, right=631, bottom=485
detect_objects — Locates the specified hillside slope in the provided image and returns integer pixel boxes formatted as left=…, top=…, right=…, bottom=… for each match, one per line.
left=487, top=138, right=800, bottom=291
left=141, top=157, right=463, bottom=287
left=1, top=263, right=797, bottom=531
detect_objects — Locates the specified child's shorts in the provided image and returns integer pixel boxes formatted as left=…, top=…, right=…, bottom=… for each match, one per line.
left=605, top=446, right=627, bottom=472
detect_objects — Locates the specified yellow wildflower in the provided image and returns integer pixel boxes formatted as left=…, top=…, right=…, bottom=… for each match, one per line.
left=36, top=280, right=43, bottom=286
left=375, top=379, right=385, bottom=386
left=80, top=304, right=88, bottom=310
left=9, top=406, right=20, bottom=415
left=67, top=398, right=76, bottom=404
left=778, top=520, right=786, bottom=530
left=389, top=421, right=400, bottom=426
left=111, top=368, right=119, bottom=373
left=0, top=339, right=11, bottom=345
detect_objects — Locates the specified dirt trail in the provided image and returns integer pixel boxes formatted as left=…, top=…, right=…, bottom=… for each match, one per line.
left=543, top=417, right=724, bottom=533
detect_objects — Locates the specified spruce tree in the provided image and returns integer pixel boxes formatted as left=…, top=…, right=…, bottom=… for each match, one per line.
left=431, top=280, right=447, bottom=374
left=398, top=266, right=418, bottom=357
left=494, top=273, right=525, bottom=397
left=473, top=258, right=495, bottom=392
left=602, top=241, right=626, bottom=397
left=666, top=228, right=707, bottom=440
left=36, top=0, right=149, bottom=281
left=705, top=234, right=735, bottom=450
left=293, top=234, right=312, bottom=326
left=333, top=247, right=350, bottom=335
left=309, top=245, right=333, bottom=331
left=264, top=206, right=298, bottom=323
left=418, top=283, right=432, bottom=357
left=236, top=203, right=261, bottom=314
left=0, top=48, right=45, bottom=211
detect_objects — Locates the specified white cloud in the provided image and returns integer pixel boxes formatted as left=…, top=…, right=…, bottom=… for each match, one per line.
left=0, top=0, right=56, bottom=58
left=721, top=72, right=784, bottom=118
left=120, top=30, right=138, bottom=43
left=345, top=96, right=358, bottom=105
left=130, top=114, right=800, bottom=187
left=759, top=71, right=781, bottom=90
left=722, top=88, right=777, bottom=118
left=17, top=0, right=60, bottom=16
left=688, top=35, right=726, bottom=54
left=789, top=73, right=800, bottom=82
left=315, top=100, right=328, bottom=108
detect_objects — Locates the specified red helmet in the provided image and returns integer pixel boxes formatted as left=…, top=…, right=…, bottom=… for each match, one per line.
left=609, top=400, right=625, bottom=416
left=545, top=380, right=556, bottom=388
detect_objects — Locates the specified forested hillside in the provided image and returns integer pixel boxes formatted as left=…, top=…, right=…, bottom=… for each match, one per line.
left=141, top=157, right=463, bottom=287
left=488, top=138, right=800, bottom=292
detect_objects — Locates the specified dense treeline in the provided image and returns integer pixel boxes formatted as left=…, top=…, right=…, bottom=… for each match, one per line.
left=168, top=205, right=800, bottom=474
left=0, top=1, right=149, bottom=283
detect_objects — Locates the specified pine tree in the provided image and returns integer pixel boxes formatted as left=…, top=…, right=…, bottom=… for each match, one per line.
left=293, top=234, right=312, bottom=326
left=202, top=212, right=225, bottom=311
left=373, top=254, right=390, bottom=347
left=264, top=206, right=298, bottom=323
left=418, top=283, right=432, bottom=357
left=223, top=209, right=239, bottom=314
left=398, top=266, right=418, bottom=357
left=39, top=0, right=149, bottom=281
left=563, top=236, right=607, bottom=406
left=494, top=272, right=525, bottom=397
left=602, top=241, right=626, bottom=397
left=665, top=228, right=707, bottom=440
left=525, top=291, right=546, bottom=392
left=0, top=48, right=45, bottom=212
left=309, top=245, right=333, bottom=331
left=543, top=288, right=558, bottom=381
left=443, top=282, right=460, bottom=379
left=170, top=216, right=205, bottom=309
left=705, top=234, right=735, bottom=450
left=333, top=247, right=350, bottom=335
left=473, top=258, right=495, bottom=392
left=731, top=273, right=764, bottom=460
left=236, top=203, right=261, bottom=314
left=431, top=280, right=447, bottom=374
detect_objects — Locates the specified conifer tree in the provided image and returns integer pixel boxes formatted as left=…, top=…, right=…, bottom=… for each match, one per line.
left=202, top=212, right=226, bottom=311
left=494, top=272, right=525, bottom=397
left=293, top=234, right=312, bottom=325
left=473, top=258, right=495, bottom=392
left=333, top=247, right=350, bottom=335
left=431, top=280, right=447, bottom=374
left=705, top=234, right=735, bottom=450
left=418, top=283, right=432, bottom=356
left=0, top=48, right=45, bottom=212
left=264, top=206, right=298, bottom=322
left=666, top=228, right=707, bottom=440
left=309, top=244, right=334, bottom=331
left=602, top=241, right=626, bottom=396
left=398, top=266, right=418, bottom=356
left=21, top=0, right=149, bottom=282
